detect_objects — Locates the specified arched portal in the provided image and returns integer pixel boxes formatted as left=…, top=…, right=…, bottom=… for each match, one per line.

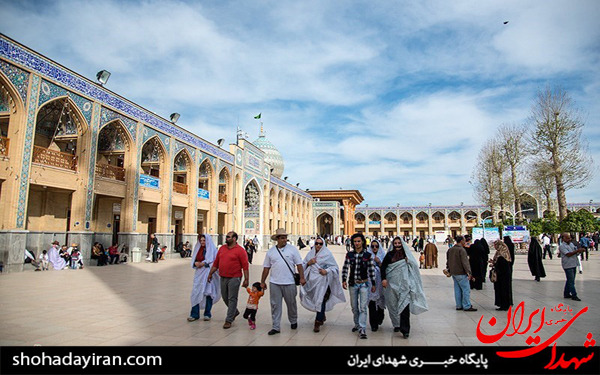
left=317, top=212, right=334, bottom=237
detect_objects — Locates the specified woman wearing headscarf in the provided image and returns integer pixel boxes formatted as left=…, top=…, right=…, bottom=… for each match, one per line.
left=188, top=234, right=221, bottom=322
left=466, top=239, right=484, bottom=290
left=480, top=239, right=490, bottom=283
left=381, top=237, right=428, bottom=338
left=300, top=237, right=345, bottom=333
left=367, top=239, right=386, bottom=332
left=491, top=240, right=513, bottom=311
left=528, top=237, right=546, bottom=282
left=503, top=236, right=515, bottom=267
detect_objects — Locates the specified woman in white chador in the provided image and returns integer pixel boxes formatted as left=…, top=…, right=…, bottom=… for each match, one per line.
left=188, top=234, right=221, bottom=322
left=300, top=237, right=345, bottom=332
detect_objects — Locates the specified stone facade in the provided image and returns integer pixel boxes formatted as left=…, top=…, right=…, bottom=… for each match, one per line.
left=0, top=35, right=314, bottom=272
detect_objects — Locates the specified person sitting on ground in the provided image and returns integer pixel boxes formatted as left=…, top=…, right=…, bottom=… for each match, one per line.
left=119, top=245, right=129, bottom=263
left=108, top=243, right=120, bottom=264
left=158, top=245, right=167, bottom=260
left=59, top=245, right=71, bottom=267
left=40, top=250, right=49, bottom=271
left=70, top=246, right=82, bottom=269
left=176, top=241, right=185, bottom=258
left=184, top=241, right=192, bottom=257
left=25, top=248, right=42, bottom=271
left=92, top=242, right=108, bottom=266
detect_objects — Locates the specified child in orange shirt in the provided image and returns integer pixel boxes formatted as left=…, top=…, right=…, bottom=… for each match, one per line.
left=244, top=282, right=264, bottom=330
left=419, top=252, right=425, bottom=269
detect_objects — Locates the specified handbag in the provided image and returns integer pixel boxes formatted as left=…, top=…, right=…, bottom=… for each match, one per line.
left=489, top=267, right=497, bottom=283
left=275, top=246, right=300, bottom=285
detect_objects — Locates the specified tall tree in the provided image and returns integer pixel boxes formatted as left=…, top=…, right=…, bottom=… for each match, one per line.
left=528, top=86, right=593, bottom=220
left=472, top=140, right=498, bottom=220
left=528, top=157, right=555, bottom=215
left=497, top=123, right=528, bottom=222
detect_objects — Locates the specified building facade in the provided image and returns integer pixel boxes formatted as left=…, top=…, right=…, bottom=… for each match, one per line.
left=0, top=35, right=313, bottom=272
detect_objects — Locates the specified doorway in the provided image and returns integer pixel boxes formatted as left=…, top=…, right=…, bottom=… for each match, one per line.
left=112, top=214, right=120, bottom=246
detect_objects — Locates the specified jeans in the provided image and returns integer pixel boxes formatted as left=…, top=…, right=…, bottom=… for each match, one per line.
left=563, top=267, right=577, bottom=298
left=349, top=282, right=369, bottom=329
left=452, top=274, right=472, bottom=309
left=190, top=296, right=213, bottom=319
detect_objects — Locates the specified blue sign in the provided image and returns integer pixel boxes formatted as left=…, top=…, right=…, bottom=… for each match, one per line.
left=369, top=221, right=381, bottom=225
left=482, top=219, right=493, bottom=225
left=139, top=174, right=160, bottom=189
left=197, top=188, right=210, bottom=200
left=505, top=226, right=526, bottom=231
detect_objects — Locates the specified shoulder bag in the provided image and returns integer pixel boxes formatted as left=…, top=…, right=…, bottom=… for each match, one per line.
left=275, top=247, right=300, bottom=285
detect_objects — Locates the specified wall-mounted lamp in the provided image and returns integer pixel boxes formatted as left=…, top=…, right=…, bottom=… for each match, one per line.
left=96, top=70, right=111, bottom=86
left=217, top=139, right=224, bottom=147
left=170, top=113, right=181, bottom=123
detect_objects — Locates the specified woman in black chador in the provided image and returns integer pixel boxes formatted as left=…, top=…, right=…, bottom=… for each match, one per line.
left=480, top=239, right=490, bottom=283
left=467, top=239, right=484, bottom=290
left=527, top=237, right=546, bottom=282
left=491, top=240, right=513, bottom=311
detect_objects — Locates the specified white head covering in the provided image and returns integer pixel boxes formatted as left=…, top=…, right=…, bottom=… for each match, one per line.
left=191, top=234, right=219, bottom=269
left=303, top=237, right=338, bottom=270
left=47, top=244, right=66, bottom=270
left=367, top=239, right=387, bottom=268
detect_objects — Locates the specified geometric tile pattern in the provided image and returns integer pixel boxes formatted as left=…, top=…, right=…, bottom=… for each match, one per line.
left=0, top=59, right=29, bottom=105
left=16, top=74, right=40, bottom=228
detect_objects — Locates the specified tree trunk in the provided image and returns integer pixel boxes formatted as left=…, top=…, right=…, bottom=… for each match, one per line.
left=552, top=156, right=568, bottom=220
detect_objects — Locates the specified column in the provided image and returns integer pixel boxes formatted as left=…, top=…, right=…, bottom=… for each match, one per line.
left=379, top=209, right=384, bottom=236
left=411, top=209, right=417, bottom=238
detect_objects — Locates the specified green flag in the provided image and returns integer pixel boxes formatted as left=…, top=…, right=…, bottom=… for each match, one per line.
left=254, top=113, right=261, bottom=119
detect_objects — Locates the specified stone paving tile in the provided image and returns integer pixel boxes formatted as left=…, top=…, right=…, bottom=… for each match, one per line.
left=1, top=244, right=598, bottom=347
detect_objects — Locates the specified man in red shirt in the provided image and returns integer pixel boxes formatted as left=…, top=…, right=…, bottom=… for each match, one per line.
left=208, top=231, right=249, bottom=328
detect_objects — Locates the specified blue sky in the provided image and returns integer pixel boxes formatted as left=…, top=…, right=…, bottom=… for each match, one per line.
left=1, top=0, right=598, bottom=206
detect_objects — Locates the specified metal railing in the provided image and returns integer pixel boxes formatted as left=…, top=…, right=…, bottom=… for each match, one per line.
left=32, top=146, right=77, bottom=171
left=95, top=163, right=126, bottom=181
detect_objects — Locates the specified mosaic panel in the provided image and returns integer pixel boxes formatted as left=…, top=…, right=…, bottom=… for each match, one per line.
left=39, top=79, right=92, bottom=125
left=174, top=140, right=196, bottom=161
left=100, top=106, right=137, bottom=142
left=0, top=59, right=30, bottom=105
left=85, top=102, right=101, bottom=224
left=142, top=126, right=170, bottom=151
left=132, top=125, right=141, bottom=231
left=217, top=160, right=232, bottom=176
left=16, top=74, right=40, bottom=228
left=0, top=102, right=8, bottom=113
left=0, top=37, right=234, bottom=163
left=244, top=172, right=262, bottom=190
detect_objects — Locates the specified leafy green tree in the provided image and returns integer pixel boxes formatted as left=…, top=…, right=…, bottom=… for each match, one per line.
left=560, top=210, right=597, bottom=233
left=529, top=219, right=544, bottom=237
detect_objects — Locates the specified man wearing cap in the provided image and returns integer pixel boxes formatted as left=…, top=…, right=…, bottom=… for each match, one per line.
left=208, top=231, right=249, bottom=329
left=261, top=228, right=306, bottom=335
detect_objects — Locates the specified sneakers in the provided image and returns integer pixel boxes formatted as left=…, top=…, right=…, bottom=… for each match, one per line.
left=248, top=319, right=256, bottom=330
left=464, top=307, right=478, bottom=312
left=187, top=317, right=198, bottom=322
left=393, top=327, right=401, bottom=332
left=268, top=329, right=280, bottom=335
left=456, top=307, right=463, bottom=310
left=351, top=326, right=360, bottom=332
left=359, top=329, right=367, bottom=339
left=403, top=333, right=409, bottom=339
left=223, top=321, right=232, bottom=329
left=203, top=316, right=211, bottom=321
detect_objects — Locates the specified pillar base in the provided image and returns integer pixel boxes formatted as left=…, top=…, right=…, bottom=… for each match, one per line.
left=118, top=232, right=148, bottom=263
left=0, top=230, right=29, bottom=273
left=68, top=231, right=95, bottom=267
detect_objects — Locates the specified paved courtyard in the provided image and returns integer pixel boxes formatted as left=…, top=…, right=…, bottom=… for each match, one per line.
left=1, top=244, right=598, bottom=347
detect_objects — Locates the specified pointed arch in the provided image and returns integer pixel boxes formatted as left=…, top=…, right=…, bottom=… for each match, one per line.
left=0, top=71, right=25, bottom=158
left=32, top=96, right=88, bottom=171
left=198, top=158, right=214, bottom=191
left=140, top=135, right=167, bottom=177
left=98, top=119, right=133, bottom=152
left=0, top=70, right=25, bottom=114
left=400, top=212, right=413, bottom=224
left=218, top=167, right=230, bottom=203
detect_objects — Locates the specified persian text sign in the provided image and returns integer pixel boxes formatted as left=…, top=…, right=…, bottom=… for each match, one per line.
left=197, top=188, right=210, bottom=200
left=504, top=226, right=530, bottom=243
left=139, top=174, right=160, bottom=189
left=471, top=227, right=501, bottom=242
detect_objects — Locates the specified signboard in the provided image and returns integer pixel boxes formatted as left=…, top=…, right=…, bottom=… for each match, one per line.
left=471, top=226, right=501, bottom=242
left=504, top=226, right=531, bottom=243
left=369, top=221, right=381, bottom=225
left=139, top=174, right=160, bottom=189
left=482, top=218, right=493, bottom=225
left=434, top=230, right=448, bottom=243
left=174, top=211, right=184, bottom=220
left=197, top=188, right=210, bottom=200
left=112, top=203, right=121, bottom=214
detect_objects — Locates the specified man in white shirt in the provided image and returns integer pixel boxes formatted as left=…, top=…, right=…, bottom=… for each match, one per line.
left=542, top=234, right=552, bottom=259
left=261, top=228, right=306, bottom=335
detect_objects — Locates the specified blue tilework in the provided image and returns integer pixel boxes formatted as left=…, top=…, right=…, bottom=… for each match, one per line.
left=0, top=59, right=30, bottom=105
